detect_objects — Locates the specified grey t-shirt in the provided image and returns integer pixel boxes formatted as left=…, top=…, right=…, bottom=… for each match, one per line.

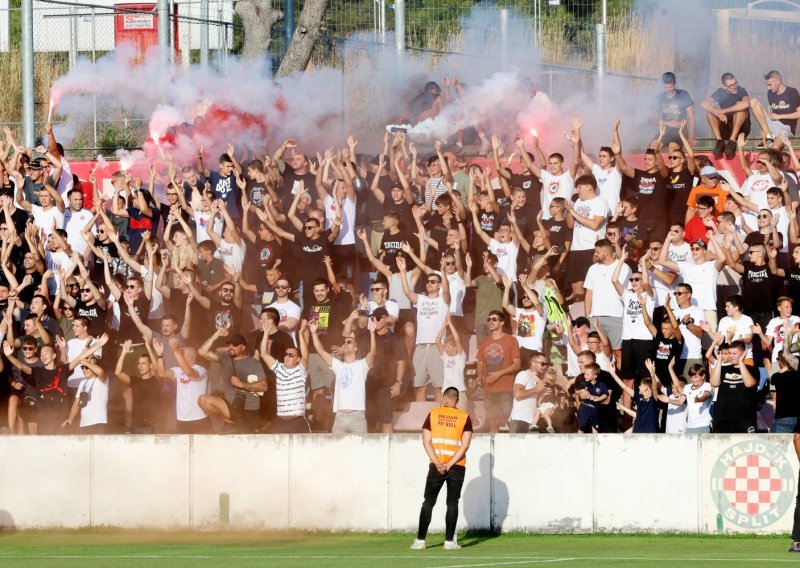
left=220, top=353, right=265, bottom=411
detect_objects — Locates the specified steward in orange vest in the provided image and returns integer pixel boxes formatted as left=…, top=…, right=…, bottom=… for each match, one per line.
left=411, top=387, right=473, bottom=551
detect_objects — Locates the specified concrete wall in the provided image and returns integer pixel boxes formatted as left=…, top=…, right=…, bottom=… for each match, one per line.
left=0, top=434, right=796, bottom=533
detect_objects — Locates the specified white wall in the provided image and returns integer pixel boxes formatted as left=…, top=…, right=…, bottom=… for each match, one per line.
left=0, top=434, right=796, bottom=534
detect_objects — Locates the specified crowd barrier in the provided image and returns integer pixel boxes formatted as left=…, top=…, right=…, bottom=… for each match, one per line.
left=0, top=434, right=796, bottom=534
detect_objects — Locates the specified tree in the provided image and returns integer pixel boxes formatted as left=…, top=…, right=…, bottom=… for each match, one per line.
left=276, top=0, right=331, bottom=77
left=235, top=0, right=283, bottom=60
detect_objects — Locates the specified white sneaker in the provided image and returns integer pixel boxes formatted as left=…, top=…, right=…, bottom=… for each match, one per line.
left=444, top=540, right=461, bottom=550
left=410, top=539, right=426, bottom=550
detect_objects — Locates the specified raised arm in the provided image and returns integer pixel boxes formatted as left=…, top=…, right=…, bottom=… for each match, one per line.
left=307, top=319, right=333, bottom=367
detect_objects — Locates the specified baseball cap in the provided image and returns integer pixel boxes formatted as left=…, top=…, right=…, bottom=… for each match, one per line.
left=27, top=158, right=46, bottom=170
left=700, top=165, right=722, bottom=179
left=226, top=333, right=247, bottom=346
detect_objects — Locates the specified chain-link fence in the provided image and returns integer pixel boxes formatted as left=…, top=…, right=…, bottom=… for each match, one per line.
left=9, top=0, right=800, bottom=156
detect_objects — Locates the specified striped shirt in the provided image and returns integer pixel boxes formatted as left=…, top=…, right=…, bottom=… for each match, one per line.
left=272, top=361, right=308, bottom=417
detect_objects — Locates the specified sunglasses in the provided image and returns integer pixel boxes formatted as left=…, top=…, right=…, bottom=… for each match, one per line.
left=80, top=288, right=91, bottom=293
left=276, top=284, right=290, bottom=289
left=427, top=279, right=440, bottom=284
left=534, top=360, right=549, bottom=366
left=304, top=225, right=316, bottom=230
left=67, top=283, right=79, bottom=288
left=21, top=347, right=36, bottom=351
left=630, top=277, right=641, bottom=281
left=343, top=338, right=357, bottom=345
left=758, top=214, right=771, bottom=219
left=126, top=284, right=137, bottom=289
left=674, top=291, right=687, bottom=296
left=369, top=287, right=384, bottom=292
left=486, top=317, right=502, bottom=322
left=221, top=289, right=234, bottom=294
left=444, top=261, right=455, bottom=266
left=691, top=246, right=705, bottom=251
left=166, top=193, right=178, bottom=197
left=284, top=352, right=299, bottom=358
left=668, top=156, right=683, bottom=160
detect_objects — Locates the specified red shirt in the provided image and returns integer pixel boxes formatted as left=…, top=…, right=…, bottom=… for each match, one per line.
left=477, top=333, right=521, bottom=393
left=684, top=215, right=716, bottom=245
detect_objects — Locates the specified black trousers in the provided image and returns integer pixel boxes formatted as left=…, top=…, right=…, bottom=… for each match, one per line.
left=792, top=470, right=800, bottom=541
left=416, top=463, right=465, bottom=542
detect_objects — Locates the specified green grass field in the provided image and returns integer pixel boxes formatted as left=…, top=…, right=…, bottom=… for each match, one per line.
left=0, top=531, right=797, bottom=567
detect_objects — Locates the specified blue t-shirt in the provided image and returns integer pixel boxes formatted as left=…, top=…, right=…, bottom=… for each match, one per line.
left=208, top=171, right=240, bottom=219
left=633, top=393, right=659, bottom=433
left=576, top=380, right=608, bottom=417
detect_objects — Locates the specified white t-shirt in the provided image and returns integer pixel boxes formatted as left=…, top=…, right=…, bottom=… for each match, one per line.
left=76, top=376, right=108, bottom=427
left=513, top=308, right=545, bottom=350
left=415, top=295, right=449, bottom=344
left=267, top=299, right=302, bottom=343
left=592, top=164, right=622, bottom=213
left=717, top=314, right=755, bottom=359
left=173, top=365, right=208, bottom=422
left=769, top=206, right=791, bottom=253
left=571, top=194, right=609, bottom=251
left=488, top=238, right=519, bottom=281
left=620, top=290, right=655, bottom=341
left=540, top=171, right=574, bottom=219
left=648, top=265, right=676, bottom=308
left=742, top=172, right=780, bottom=210
left=64, top=208, right=95, bottom=256
left=509, top=370, right=538, bottom=423
left=667, top=242, right=691, bottom=263
left=672, top=305, right=705, bottom=359
left=194, top=210, right=223, bottom=243
left=272, top=361, right=308, bottom=417
left=368, top=299, right=400, bottom=321
left=442, top=351, right=466, bottom=391
left=331, top=357, right=369, bottom=412
left=584, top=260, right=631, bottom=317
left=215, top=238, right=246, bottom=272
left=676, top=260, right=719, bottom=311
left=765, top=316, right=800, bottom=363
left=57, top=157, right=74, bottom=197
left=665, top=391, right=687, bottom=433
left=32, top=204, right=64, bottom=235
left=324, top=195, right=357, bottom=246
left=66, top=337, right=100, bottom=388
left=683, top=381, right=713, bottom=428
left=446, top=272, right=466, bottom=316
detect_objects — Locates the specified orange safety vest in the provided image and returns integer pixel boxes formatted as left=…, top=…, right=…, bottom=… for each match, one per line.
left=429, top=406, right=470, bottom=467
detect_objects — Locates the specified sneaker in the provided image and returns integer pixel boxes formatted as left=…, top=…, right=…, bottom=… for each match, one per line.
left=410, top=539, right=426, bottom=550
left=788, top=542, right=800, bottom=553
left=713, top=139, right=725, bottom=158
left=724, top=139, right=736, bottom=159
left=444, top=540, right=461, bottom=550
left=546, top=426, right=556, bottom=433
left=757, top=137, right=775, bottom=150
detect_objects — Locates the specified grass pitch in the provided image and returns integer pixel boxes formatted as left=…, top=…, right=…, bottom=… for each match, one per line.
left=0, top=530, right=796, bottom=567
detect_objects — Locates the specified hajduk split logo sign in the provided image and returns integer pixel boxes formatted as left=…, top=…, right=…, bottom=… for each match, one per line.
left=711, top=440, right=796, bottom=529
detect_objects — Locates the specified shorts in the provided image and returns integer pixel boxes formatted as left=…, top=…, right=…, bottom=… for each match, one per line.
left=220, top=396, right=263, bottom=433
left=271, top=415, right=311, bottom=434
left=578, top=410, right=600, bottom=433
left=484, top=391, right=513, bottom=422
left=713, top=418, right=755, bottom=434
left=397, top=308, right=416, bottom=329
left=374, top=386, right=395, bottom=424
left=719, top=115, right=751, bottom=140
left=508, top=419, right=531, bottom=433
left=640, top=219, right=667, bottom=244
left=564, top=249, right=596, bottom=286
left=766, top=116, right=792, bottom=139
left=594, top=316, right=623, bottom=350
left=621, top=339, right=654, bottom=379
left=308, top=353, right=336, bottom=391
left=176, top=417, right=212, bottom=434
left=332, top=410, right=368, bottom=433
left=413, top=344, right=444, bottom=388
left=538, top=402, right=557, bottom=413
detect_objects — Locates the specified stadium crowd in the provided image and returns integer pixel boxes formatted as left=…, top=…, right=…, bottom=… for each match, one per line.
left=0, top=69, right=799, bottom=436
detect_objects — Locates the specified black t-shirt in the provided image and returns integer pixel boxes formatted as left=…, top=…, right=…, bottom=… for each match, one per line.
left=500, top=203, right=535, bottom=237
left=658, top=89, right=694, bottom=122
left=652, top=332, right=683, bottom=387
left=628, top=169, right=668, bottom=221
left=131, top=373, right=161, bottom=429
left=117, top=296, right=150, bottom=343
left=304, top=293, right=351, bottom=352
left=208, top=171, right=240, bottom=219
left=384, top=199, right=415, bottom=234
left=30, top=364, right=70, bottom=410
left=768, top=86, right=800, bottom=135
left=424, top=214, right=449, bottom=268
left=246, top=177, right=267, bottom=208
left=358, top=329, right=403, bottom=387
left=281, top=168, right=316, bottom=210
left=380, top=229, right=409, bottom=273
left=715, top=363, right=758, bottom=422
left=92, top=240, right=118, bottom=280
left=711, top=86, right=752, bottom=132
left=542, top=218, right=569, bottom=250
left=772, top=369, right=800, bottom=419
left=364, top=172, right=393, bottom=225
left=741, top=261, right=772, bottom=313
left=292, top=231, right=332, bottom=282
left=210, top=299, right=243, bottom=335
left=74, top=299, right=107, bottom=337
left=508, top=173, right=543, bottom=218
left=668, top=167, right=696, bottom=218
left=787, top=267, right=800, bottom=314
